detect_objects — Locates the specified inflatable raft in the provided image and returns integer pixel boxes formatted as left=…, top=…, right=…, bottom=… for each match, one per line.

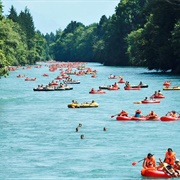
left=163, top=86, right=180, bottom=90
left=141, top=100, right=160, bottom=104
left=141, top=168, right=171, bottom=178
left=131, top=116, right=147, bottom=121
left=108, top=86, right=120, bottom=90
left=68, top=102, right=99, bottom=108
left=89, top=90, right=106, bottom=94
left=153, top=94, right=165, bottom=98
left=160, top=116, right=180, bottom=121
left=124, top=86, right=141, bottom=90
left=116, top=116, right=132, bottom=121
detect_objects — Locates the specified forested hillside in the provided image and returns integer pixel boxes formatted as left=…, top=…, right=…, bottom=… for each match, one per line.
left=0, top=0, right=180, bottom=77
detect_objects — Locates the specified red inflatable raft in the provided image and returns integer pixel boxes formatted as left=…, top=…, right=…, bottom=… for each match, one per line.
left=131, top=116, right=147, bottom=121
left=160, top=116, right=180, bottom=121
left=141, top=100, right=160, bottom=104
left=108, top=87, right=120, bottom=90
left=89, top=90, right=106, bottom=94
left=116, top=116, right=132, bottom=121
left=124, top=86, right=141, bottom=90
left=153, top=94, right=165, bottom=98
left=141, top=168, right=171, bottom=178
left=118, top=78, right=125, bottom=83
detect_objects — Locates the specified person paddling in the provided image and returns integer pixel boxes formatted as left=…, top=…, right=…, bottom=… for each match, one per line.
left=142, top=153, right=156, bottom=169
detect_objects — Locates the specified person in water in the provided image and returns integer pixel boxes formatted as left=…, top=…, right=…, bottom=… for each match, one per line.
left=164, top=148, right=176, bottom=166
left=143, top=153, right=156, bottom=169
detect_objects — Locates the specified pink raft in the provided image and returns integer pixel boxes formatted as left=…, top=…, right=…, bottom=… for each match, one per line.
left=141, top=168, right=171, bottom=178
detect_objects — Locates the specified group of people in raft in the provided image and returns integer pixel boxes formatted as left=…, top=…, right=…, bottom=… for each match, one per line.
left=142, top=148, right=180, bottom=177
left=119, top=110, right=178, bottom=118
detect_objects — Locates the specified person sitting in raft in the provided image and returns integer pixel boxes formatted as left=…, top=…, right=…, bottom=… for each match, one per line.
left=119, top=110, right=128, bottom=117
left=139, top=81, right=143, bottom=86
left=163, top=164, right=179, bottom=177
left=125, top=81, right=131, bottom=88
left=168, top=110, right=178, bottom=118
left=144, top=97, right=148, bottom=101
left=90, top=88, right=95, bottom=93
left=148, top=110, right=158, bottom=118
left=157, top=90, right=163, bottom=95
left=113, top=82, right=119, bottom=88
left=164, top=148, right=176, bottom=166
left=72, top=100, right=78, bottom=104
left=135, top=110, right=142, bottom=117
left=142, top=153, right=156, bottom=169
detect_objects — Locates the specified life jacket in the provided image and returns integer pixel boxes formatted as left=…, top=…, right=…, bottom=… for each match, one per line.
left=144, top=157, right=156, bottom=168
left=165, top=151, right=176, bottom=165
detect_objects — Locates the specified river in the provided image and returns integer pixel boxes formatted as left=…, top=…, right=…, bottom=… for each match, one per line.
left=0, top=62, right=180, bottom=179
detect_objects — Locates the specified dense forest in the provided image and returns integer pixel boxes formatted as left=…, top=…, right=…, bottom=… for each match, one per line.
left=0, top=0, right=180, bottom=77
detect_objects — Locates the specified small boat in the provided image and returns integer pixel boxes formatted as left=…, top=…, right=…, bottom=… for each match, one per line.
left=163, top=81, right=171, bottom=86
left=141, top=100, right=160, bottom=104
left=131, top=116, right=147, bottom=121
left=68, top=102, right=99, bottom=108
left=17, top=75, right=25, bottom=78
left=118, top=78, right=125, bottom=83
left=163, top=86, right=180, bottom=90
left=33, top=87, right=54, bottom=91
left=55, top=86, right=73, bottom=91
left=89, top=90, right=106, bottom=94
left=25, top=78, right=36, bottom=81
left=131, top=84, right=148, bottom=88
left=141, top=168, right=171, bottom=178
left=160, top=115, right=180, bottom=121
left=124, top=86, right=141, bottom=90
left=65, top=80, right=80, bottom=84
left=116, top=116, right=132, bottom=121
left=108, top=76, right=117, bottom=79
left=99, top=85, right=111, bottom=89
left=42, top=73, right=49, bottom=76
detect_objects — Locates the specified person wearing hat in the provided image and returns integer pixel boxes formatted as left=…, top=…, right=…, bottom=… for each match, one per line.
left=164, top=148, right=176, bottom=166
left=142, top=153, right=156, bottom=169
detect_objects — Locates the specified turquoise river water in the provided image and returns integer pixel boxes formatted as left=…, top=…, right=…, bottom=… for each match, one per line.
left=0, top=62, right=180, bottom=180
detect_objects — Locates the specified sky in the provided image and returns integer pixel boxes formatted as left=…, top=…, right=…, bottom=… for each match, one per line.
left=2, top=0, right=120, bottom=34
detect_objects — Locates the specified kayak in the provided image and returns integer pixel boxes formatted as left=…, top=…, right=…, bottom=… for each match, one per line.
left=141, top=100, right=160, bottom=104
left=116, top=116, right=132, bottom=121
left=160, top=116, right=180, bottom=121
left=163, top=86, right=180, bottom=90
left=68, top=102, right=99, bottom=108
left=141, top=168, right=171, bottom=178
left=124, top=86, right=141, bottom=90
left=89, top=90, right=106, bottom=94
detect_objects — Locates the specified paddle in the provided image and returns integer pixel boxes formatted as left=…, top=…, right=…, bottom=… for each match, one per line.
left=111, top=114, right=119, bottom=118
left=132, top=154, right=154, bottom=166
left=132, top=158, right=145, bottom=166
